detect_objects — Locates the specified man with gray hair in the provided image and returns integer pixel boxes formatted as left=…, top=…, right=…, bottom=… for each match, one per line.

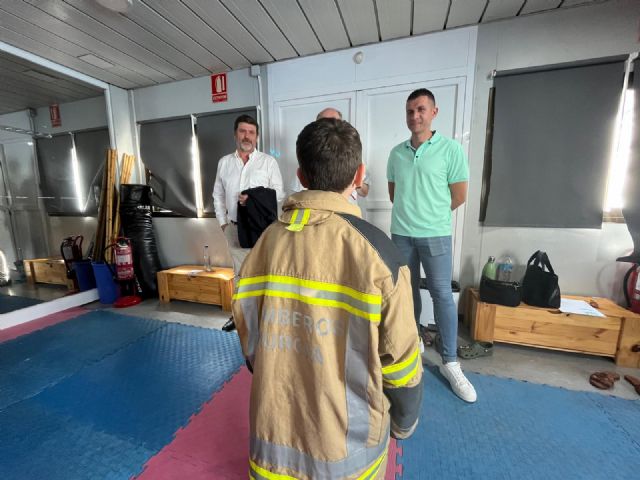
left=290, top=107, right=371, bottom=203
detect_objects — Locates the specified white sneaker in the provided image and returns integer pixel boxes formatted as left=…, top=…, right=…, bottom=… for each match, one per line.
left=439, top=362, right=477, bottom=403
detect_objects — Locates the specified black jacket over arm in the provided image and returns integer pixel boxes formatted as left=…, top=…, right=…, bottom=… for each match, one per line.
left=237, top=186, right=278, bottom=248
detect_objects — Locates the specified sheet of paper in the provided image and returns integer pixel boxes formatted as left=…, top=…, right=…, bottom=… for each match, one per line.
left=559, top=298, right=605, bottom=318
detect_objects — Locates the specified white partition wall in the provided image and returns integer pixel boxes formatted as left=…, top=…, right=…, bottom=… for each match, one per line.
left=267, top=28, right=477, bottom=281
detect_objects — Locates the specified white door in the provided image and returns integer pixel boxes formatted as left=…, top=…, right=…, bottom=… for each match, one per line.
left=355, top=78, right=468, bottom=281
left=271, top=92, right=356, bottom=197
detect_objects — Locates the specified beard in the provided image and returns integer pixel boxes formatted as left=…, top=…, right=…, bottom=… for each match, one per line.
left=238, top=140, right=254, bottom=152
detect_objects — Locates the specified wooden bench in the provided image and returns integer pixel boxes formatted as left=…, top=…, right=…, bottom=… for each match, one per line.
left=24, top=257, right=74, bottom=290
left=156, top=265, right=234, bottom=311
left=466, top=288, right=640, bottom=368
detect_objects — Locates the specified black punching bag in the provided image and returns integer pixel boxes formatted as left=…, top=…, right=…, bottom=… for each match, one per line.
left=120, top=184, right=163, bottom=297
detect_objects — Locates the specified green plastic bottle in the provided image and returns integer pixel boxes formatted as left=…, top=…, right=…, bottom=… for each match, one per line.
left=482, top=256, right=497, bottom=280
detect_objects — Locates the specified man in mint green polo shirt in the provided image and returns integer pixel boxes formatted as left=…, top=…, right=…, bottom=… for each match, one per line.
left=387, top=88, right=476, bottom=403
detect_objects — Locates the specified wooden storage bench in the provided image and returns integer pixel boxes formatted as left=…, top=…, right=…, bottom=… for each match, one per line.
left=24, top=257, right=74, bottom=290
left=466, top=288, right=640, bottom=368
left=156, top=265, right=234, bottom=311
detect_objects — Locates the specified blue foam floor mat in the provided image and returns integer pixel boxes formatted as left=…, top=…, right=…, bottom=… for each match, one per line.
left=0, top=310, right=164, bottom=410
left=399, top=368, right=640, bottom=479
left=0, top=293, right=43, bottom=314
left=0, top=311, right=244, bottom=480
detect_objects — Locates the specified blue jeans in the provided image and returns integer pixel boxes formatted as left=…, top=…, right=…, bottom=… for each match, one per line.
left=392, top=234, right=457, bottom=363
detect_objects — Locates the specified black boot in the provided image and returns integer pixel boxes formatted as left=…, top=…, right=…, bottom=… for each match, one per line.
left=222, top=317, right=236, bottom=332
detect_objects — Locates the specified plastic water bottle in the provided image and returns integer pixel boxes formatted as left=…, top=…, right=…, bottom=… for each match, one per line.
left=203, top=245, right=212, bottom=272
left=497, top=256, right=513, bottom=282
left=482, top=256, right=497, bottom=280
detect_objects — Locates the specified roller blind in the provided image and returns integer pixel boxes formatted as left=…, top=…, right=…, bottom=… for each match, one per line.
left=485, top=61, right=625, bottom=228
left=139, top=117, right=195, bottom=217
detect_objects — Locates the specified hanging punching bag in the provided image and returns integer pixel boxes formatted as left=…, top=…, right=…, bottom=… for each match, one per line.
left=120, top=184, right=163, bottom=298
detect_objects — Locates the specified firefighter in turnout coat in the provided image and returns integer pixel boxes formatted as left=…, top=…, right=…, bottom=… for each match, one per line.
left=232, top=118, right=423, bottom=480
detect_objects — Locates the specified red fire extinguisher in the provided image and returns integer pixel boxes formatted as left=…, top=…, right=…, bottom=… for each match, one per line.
left=624, top=263, right=640, bottom=314
left=105, top=237, right=141, bottom=308
left=113, top=237, right=134, bottom=282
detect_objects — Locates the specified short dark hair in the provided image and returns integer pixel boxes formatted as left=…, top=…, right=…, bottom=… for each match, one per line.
left=296, top=119, right=362, bottom=193
left=234, top=114, right=259, bottom=134
left=407, top=88, right=436, bottom=105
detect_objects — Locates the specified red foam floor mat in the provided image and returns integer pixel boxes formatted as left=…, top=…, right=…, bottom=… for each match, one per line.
left=137, top=367, right=401, bottom=479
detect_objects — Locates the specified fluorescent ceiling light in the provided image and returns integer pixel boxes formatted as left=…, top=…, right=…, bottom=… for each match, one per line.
left=78, top=54, right=114, bottom=69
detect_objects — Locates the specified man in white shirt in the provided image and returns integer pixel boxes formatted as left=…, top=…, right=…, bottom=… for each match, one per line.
left=290, top=108, right=370, bottom=206
left=213, top=114, right=284, bottom=330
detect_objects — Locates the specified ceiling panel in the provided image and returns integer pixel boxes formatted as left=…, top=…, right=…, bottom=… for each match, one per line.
left=0, top=24, right=137, bottom=88
left=376, top=0, right=412, bottom=41
left=140, top=0, right=248, bottom=70
left=258, top=0, right=322, bottom=57
left=413, top=0, right=450, bottom=34
left=25, top=0, right=190, bottom=82
left=63, top=0, right=208, bottom=77
left=483, top=0, right=526, bottom=22
left=297, top=0, right=350, bottom=51
left=3, top=0, right=169, bottom=85
left=220, top=0, right=299, bottom=60
left=180, top=0, right=274, bottom=64
left=0, top=74, right=84, bottom=104
left=447, top=0, right=488, bottom=28
left=0, top=53, right=102, bottom=97
left=0, top=0, right=619, bottom=92
left=336, top=0, right=378, bottom=46
left=520, top=0, right=562, bottom=14
left=117, top=1, right=228, bottom=72
left=0, top=51, right=103, bottom=116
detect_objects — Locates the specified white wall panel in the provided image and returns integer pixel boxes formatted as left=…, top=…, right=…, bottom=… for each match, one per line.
left=354, top=29, right=473, bottom=83
left=33, top=96, right=107, bottom=135
left=133, top=68, right=258, bottom=122
left=153, top=217, right=232, bottom=269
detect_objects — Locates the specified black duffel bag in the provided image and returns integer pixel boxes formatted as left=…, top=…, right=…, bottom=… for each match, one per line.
left=522, top=250, right=561, bottom=308
left=479, top=275, right=521, bottom=307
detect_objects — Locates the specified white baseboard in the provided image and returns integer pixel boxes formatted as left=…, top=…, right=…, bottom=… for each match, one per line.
left=0, top=288, right=98, bottom=330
